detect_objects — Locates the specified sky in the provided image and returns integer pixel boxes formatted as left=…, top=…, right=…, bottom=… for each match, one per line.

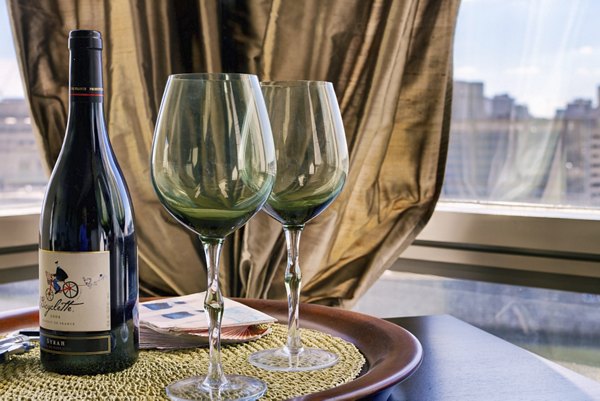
left=455, top=0, right=600, bottom=117
left=1, top=1, right=599, bottom=118
left=0, top=1, right=22, bottom=99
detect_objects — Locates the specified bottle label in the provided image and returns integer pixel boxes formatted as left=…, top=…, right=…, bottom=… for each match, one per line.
left=39, top=331, right=111, bottom=355
left=39, top=249, right=111, bottom=332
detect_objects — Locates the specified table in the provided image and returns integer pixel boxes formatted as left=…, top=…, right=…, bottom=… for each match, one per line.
left=376, top=314, right=600, bottom=401
left=3, top=305, right=600, bottom=400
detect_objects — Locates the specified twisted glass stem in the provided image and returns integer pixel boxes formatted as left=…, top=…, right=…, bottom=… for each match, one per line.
left=201, top=238, right=227, bottom=390
left=283, top=226, right=304, bottom=355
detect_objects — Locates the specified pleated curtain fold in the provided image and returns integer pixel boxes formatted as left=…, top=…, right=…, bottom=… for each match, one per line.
left=8, top=0, right=460, bottom=307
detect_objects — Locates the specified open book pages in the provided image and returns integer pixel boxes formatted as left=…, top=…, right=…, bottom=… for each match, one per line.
left=139, top=293, right=276, bottom=350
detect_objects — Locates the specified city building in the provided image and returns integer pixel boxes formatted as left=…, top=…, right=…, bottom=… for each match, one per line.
left=444, top=81, right=600, bottom=206
left=558, top=96, right=600, bottom=203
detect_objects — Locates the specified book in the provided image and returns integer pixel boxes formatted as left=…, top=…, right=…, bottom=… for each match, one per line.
left=139, top=293, right=276, bottom=350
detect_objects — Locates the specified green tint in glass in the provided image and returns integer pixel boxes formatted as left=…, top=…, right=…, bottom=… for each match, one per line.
left=152, top=73, right=276, bottom=241
left=151, top=73, right=275, bottom=400
left=248, top=80, right=349, bottom=372
left=261, top=80, right=348, bottom=228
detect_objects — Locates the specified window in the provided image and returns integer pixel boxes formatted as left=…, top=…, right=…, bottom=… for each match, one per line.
left=397, top=0, right=600, bottom=288
left=354, top=271, right=600, bottom=381
left=445, top=0, right=600, bottom=207
left=380, top=0, right=600, bottom=382
left=0, top=2, right=44, bottom=289
left=0, top=4, right=46, bottom=212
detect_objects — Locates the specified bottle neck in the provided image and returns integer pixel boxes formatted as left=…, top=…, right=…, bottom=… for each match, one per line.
left=65, top=47, right=107, bottom=148
left=69, top=47, right=104, bottom=104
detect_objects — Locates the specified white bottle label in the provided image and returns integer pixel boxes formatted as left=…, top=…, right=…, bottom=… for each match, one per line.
left=39, top=249, right=111, bottom=332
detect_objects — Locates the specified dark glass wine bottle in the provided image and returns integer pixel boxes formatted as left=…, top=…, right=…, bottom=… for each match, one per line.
left=38, top=30, right=138, bottom=375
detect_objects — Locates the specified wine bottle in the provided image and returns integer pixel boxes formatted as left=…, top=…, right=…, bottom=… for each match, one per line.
left=38, top=30, right=139, bottom=375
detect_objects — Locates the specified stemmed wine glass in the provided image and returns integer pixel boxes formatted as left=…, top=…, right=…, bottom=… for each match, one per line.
left=151, top=73, right=276, bottom=400
left=248, top=81, right=349, bottom=371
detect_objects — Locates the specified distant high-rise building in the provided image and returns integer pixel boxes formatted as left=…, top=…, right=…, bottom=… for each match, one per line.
left=489, top=94, right=530, bottom=121
left=444, top=81, right=600, bottom=206
left=452, top=81, right=487, bottom=121
left=558, top=95, right=600, bottom=202
left=491, top=94, right=514, bottom=119
left=513, top=104, right=530, bottom=120
left=452, top=82, right=530, bottom=122
left=564, top=99, right=593, bottom=119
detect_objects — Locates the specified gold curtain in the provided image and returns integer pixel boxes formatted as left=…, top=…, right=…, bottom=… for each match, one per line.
left=8, top=0, right=460, bottom=307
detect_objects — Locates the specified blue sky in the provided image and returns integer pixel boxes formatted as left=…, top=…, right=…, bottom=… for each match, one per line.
left=455, top=0, right=600, bottom=117
left=0, top=1, right=22, bottom=99
left=0, top=1, right=12, bottom=57
left=1, top=1, right=599, bottom=117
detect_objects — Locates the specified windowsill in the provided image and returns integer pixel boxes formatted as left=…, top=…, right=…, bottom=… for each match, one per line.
left=416, top=201, right=600, bottom=257
left=0, top=205, right=41, bottom=218
left=436, top=200, right=600, bottom=221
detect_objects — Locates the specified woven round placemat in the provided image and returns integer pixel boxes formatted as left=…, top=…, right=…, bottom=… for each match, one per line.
left=0, top=324, right=365, bottom=400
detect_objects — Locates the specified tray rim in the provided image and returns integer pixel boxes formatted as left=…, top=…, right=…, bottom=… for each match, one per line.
left=0, top=299, right=422, bottom=401
left=237, top=298, right=422, bottom=400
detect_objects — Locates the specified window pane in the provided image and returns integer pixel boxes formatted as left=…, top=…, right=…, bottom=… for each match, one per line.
left=354, top=271, right=600, bottom=381
left=0, top=2, right=47, bottom=211
left=444, top=0, right=600, bottom=208
left=0, top=279, right=37, bottom=311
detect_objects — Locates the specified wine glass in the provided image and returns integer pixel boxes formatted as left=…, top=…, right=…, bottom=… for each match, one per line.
left=248, top=81, right=349, bottom=371
left=151, top=73, right=276, bottom=400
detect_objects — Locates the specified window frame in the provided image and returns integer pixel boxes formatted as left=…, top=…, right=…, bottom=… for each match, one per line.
left=394, top=201, right=600, bottom=293
left=7, top=201, right=600, bottom=291
left=0, top=209, right=39, bottom=283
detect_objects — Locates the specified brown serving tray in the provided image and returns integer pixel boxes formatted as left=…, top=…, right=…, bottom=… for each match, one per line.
left=0, top=298, right=422, bottom=400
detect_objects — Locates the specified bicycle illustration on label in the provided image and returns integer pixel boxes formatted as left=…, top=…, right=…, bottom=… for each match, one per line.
left=44, top=261, right=79, bottom=301
left=44, top=260, right=107, bottom=302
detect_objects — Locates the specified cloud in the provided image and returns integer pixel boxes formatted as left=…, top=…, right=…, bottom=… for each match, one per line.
left=505, top=66, right=540, bottom=76
left=577, top=46, right=594, bottom=56
left=576, top=67, right=600, bottom=77
left=454, top=66, right=480, bottom=79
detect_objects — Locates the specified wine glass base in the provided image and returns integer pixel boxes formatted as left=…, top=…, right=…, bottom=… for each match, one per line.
left=166, top=375, right=267, bottom=401
left=248, top=347, right=339, bottom=372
